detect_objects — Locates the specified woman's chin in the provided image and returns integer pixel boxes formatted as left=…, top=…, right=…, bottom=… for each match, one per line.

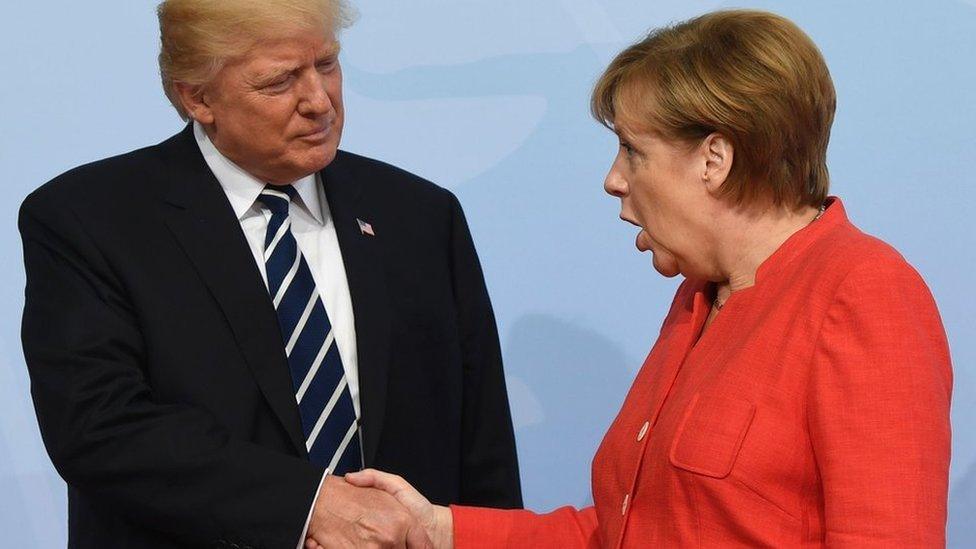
left=651, top=252, right=682, bottom=278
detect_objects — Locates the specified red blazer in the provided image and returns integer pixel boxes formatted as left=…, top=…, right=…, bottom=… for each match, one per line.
left=453, top=198, right=952, bottom=547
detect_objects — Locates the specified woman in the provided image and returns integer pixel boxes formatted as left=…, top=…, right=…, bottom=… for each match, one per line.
left=338, top=9, right=952, bottom=548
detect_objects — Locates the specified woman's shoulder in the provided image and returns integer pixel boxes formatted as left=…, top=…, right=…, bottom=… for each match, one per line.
left=810, top=214, right=924, bottom=287
left=807, top=218, right=939, bottom=316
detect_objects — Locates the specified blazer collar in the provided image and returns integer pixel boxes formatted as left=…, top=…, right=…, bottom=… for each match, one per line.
left=158, top=124, right=308, bottom=456
left=321, top=153, right=391, bottom=466
left=754, top=196, right=847, bottom=285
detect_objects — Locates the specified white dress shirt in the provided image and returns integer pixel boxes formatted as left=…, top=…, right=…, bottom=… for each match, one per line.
left=193, top=121, right=354, bottom=546
left=193, top=122, right=361, bottom=416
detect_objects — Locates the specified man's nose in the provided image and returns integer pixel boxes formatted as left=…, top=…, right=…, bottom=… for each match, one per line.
left=297, top=72, right=333, bottom=116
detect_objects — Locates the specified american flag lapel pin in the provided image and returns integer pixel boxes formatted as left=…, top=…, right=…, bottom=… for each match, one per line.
left=357, top=218, right=375, bottom=236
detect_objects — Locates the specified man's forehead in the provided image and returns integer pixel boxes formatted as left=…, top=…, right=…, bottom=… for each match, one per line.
left=263, top=32, right=339, bottom=53
left=238, top=34, right=341, bottom=67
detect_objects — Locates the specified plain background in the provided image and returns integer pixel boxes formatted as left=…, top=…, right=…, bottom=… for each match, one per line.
left=1, top=0, right=973, bottom=546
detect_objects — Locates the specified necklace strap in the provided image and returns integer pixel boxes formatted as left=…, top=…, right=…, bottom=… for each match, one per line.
left=813, top=203, right=826, bottom=222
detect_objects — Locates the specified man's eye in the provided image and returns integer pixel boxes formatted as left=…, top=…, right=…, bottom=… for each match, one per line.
left=620, top=142, right=635, bottom=156
left=264, top=76, right=293, bottom=91
left=316, top=60, right=337, bottom=73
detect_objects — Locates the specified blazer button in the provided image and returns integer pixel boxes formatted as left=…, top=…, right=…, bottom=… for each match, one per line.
left=622, top=494, right=630, bottom=516
left=637, top=421, right=650, bottom=442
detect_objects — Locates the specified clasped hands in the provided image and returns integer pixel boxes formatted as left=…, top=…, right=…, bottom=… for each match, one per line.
left=304, top=470, right=453, bottom=549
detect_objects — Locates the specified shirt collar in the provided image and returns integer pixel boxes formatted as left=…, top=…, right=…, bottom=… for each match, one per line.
left=193, top=121, right=324, bottom=224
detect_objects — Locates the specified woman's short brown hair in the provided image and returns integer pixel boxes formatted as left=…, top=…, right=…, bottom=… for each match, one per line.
left=592, top=10, right=835, bottom=209
left=157, top=0, right=355, bottom=120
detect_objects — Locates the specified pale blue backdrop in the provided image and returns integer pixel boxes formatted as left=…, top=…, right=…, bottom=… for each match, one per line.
left=1, top=0, right=973, bottom=546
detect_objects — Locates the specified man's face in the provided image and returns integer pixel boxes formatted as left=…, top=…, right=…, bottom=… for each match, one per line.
left=193, top=30, right=344, bottom=184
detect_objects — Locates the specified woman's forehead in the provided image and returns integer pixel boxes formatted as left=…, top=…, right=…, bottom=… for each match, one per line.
left=612, top=80, right=663, bottom=132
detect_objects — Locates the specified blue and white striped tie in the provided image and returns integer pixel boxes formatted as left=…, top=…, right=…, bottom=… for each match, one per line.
left=257, top=185, right=363, bottom=475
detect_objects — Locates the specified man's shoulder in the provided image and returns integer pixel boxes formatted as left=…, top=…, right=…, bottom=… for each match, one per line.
left=331, top=150, right=452, bottom=202
left=25, top=135, right=178, bottom=211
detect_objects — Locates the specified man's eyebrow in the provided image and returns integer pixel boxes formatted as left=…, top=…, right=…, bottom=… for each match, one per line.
left=247, top=64, right=299, bottom=86
left=246, top=42, right=342, bottom=85
left=319, top=41, right=342, bottom=59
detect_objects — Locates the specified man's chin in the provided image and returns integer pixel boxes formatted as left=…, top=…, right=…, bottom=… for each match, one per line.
left=265, top=154, right=335, bottom=184
left=294, top=146, right=338, bottom=177
left=312, top=149, right=337, bottom=172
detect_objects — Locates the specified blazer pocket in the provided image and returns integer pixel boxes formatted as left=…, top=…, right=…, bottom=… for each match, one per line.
left=669, top=392, right=756, bottom=479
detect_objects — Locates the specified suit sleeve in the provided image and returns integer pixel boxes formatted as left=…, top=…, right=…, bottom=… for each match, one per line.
left=445, top=192, right=524, bottom=508
left=451, top=504, right=600, bottom=548
left=807, top=254, right=952, bottom=547
left=19, top=191, right=324, bottom=549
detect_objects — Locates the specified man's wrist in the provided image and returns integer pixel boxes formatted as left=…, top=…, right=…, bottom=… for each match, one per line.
left=298, top=471, right=330, bottom=549
left=433, top=505, right=454, bottom=549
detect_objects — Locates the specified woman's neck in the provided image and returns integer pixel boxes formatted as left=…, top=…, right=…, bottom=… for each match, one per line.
left=712, top=204, right=821, bottom=303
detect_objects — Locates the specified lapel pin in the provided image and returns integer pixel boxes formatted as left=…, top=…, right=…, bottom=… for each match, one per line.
left=357, top=218, right=375, bottom=236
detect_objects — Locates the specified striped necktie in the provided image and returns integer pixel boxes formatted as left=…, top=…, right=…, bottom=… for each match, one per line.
left=257, top=185, right=363, bottom=475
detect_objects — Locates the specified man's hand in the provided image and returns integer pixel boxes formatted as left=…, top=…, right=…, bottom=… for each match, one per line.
left=345, top=469, right=454, bottom=549
left=305, top=474, right=432, bottom=549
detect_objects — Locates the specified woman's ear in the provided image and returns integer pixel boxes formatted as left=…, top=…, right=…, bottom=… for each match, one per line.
left=701, top=133, right=734, bottom=193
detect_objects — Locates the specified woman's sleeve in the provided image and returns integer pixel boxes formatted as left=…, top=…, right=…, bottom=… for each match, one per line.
left=451, top=504, right=600, bottom=549
left=807, top=253, right=952, bottom=547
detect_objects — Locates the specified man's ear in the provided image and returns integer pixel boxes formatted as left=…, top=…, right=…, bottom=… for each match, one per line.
left=701, top=133, right=734, bottom=193
left=174, top=82, right=214, bottom=125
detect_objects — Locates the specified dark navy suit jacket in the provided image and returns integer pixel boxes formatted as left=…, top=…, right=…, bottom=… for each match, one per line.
left=19, top=125, right=522, bottom=548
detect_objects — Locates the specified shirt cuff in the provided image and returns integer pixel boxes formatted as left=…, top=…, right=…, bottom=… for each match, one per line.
left=297, top=470, right=330, bottom=549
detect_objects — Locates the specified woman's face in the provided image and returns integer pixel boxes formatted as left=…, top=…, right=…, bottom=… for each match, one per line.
left=604, top=122, right=719, bottom=279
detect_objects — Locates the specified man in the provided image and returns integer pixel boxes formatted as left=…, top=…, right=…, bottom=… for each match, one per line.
left=19, top=1, right=521, bottom=547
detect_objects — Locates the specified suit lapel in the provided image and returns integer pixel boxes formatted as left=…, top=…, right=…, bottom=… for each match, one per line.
left=322, top=154, right=391, bottom=466
left=157, top=126, right=307, bottom=456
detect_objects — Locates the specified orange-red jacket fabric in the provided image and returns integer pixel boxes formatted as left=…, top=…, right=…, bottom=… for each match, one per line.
left=453, top=198, right=952, bottom=547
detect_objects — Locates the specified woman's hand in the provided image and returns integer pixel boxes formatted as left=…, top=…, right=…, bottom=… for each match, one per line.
left=345, top=469, right=454, bottom=549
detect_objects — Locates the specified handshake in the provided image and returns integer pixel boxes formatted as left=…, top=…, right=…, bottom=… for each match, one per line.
left=304, top=470, right=454, bottom=549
